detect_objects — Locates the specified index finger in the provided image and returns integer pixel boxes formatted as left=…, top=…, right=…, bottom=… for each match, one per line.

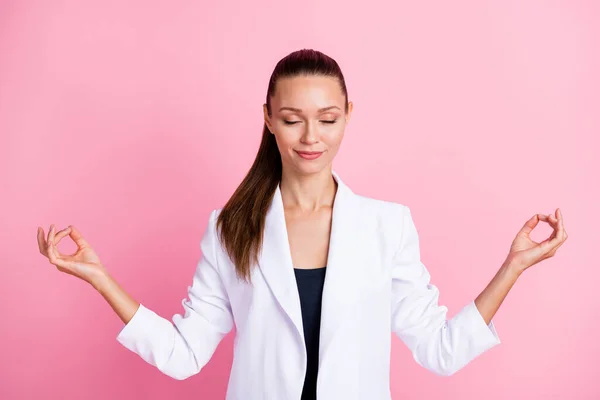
left=556, top=208, right=566, bottom=240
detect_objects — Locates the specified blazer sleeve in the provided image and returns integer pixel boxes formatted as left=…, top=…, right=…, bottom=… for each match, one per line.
left=115, top=209, right=234, bottom=380
left=391, top=205, right=501, bottom=376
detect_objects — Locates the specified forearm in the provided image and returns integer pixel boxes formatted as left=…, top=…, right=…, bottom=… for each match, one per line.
left=91, top=270, right=141, bottom=325
left=474, top=258, right=523, bottom=325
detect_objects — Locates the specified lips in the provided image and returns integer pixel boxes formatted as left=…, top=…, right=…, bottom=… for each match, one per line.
left=295, top=150, right=324, bottom=160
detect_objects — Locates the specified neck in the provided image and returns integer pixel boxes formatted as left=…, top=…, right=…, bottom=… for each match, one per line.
left=279, top=167, right=337, bottom=213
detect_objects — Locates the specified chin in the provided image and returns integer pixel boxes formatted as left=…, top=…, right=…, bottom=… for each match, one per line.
left=293, top=161, right=329, bottom=176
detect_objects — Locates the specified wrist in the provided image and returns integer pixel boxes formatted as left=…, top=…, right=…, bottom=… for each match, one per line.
left=502, top=257, right=526, bottom=278
left=90, top=268, right=113, bottom=293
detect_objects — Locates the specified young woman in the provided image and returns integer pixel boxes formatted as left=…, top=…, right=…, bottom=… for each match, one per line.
left=37, top=49, right=567, bottom=400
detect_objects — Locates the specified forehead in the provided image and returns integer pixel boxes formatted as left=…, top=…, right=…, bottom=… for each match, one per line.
left=272, top=75, right=344, bottom=111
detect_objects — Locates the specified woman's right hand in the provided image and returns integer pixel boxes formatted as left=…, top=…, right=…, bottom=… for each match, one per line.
left=37, top=224, right=108, bottom=287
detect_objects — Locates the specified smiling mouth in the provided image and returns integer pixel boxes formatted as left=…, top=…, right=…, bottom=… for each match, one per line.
left=295, top=150, right=324, bottom=160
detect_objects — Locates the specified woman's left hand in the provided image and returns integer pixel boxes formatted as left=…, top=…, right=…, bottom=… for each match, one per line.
left=506, top=208, right=568, bottom=273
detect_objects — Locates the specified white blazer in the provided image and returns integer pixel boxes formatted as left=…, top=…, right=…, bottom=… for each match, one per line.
left=116, top=170, right=501, bottom=399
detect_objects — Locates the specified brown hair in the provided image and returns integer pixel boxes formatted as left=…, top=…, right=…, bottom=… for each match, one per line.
left=216, top=49, right=349, bottom=283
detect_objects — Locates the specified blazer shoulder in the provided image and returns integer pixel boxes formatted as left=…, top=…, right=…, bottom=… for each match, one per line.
left=352, top=194, right=409, bottom=251
left=198, top=207, right=225, bottom=255
left=353, top=193, right=407, bottom=220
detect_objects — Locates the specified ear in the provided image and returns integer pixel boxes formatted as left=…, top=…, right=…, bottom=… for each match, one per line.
left=263, top=104, right=274, bottom=134
left=345, top=101, right=353, bottom=125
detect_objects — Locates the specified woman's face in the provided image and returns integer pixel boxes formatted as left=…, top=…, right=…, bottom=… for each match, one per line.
left=263, top=75, right=353, bottom=176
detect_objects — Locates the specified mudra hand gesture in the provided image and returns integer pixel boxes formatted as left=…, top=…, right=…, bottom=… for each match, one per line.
left=37, top=224, right=107, bottom=286
left=507, top=208, right=568, bottom=272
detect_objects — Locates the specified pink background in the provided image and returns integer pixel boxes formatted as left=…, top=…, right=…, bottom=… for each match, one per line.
left=1, top=1, right=599, bottom=399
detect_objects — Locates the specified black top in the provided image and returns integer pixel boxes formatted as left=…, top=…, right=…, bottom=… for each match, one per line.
left=293, top=266, right=327, bottom=400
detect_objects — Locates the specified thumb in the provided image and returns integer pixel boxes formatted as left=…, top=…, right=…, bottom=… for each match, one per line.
left=519, top=214, right=541, bottom=236
left=68, top=225, right=90, bottom=248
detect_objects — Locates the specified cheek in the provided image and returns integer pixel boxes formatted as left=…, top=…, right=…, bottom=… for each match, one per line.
left=275, top=131, right=299, bottom=147
left=324, top=126, right=345, bottom=147
left=272, top=131, right=298, bottom=157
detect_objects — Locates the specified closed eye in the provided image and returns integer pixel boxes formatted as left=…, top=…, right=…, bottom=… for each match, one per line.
left=283, top=120, right=337, bottom=125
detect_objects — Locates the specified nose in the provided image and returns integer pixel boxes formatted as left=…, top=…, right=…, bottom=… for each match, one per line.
left=300, top=121, right=319, bottom=145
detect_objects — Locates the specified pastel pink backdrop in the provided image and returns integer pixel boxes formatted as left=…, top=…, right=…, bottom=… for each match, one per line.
left=1, top=1, right=598, bottom=399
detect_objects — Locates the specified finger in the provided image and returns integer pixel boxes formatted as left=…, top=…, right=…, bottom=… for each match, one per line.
left=555, top=208, right=567, bottom=242
left=47, top=225, right=64, bottom=262
left=54, top=226, right=72, bottom=245
left=47, top=225, right=59, bottom=262
left=549, top=208, right=565, bottom=240
left=37, top=227, right=47, bottom=256
left=547, top=214, right=559, bottom=230
left=544, top=211, right=564, bottom=239
left=538, top=238, right=555, bottom=255
left=46, top=224, right=54, bottom=247
left=539, top=224, right=564, bottom=253
left=520, top=214, right=544, bottom=235
left=557, top=208, right=566, bottom=238
left=50, top=226, right=73, bottom=257
left=68, top=225, right=90, bottom=248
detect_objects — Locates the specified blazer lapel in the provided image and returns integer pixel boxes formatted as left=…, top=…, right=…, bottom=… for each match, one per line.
left=318, top=171, right=364, bottom=361
left=257, top=170, right=364, bottom=357
left=258, top=181, right=304, bottom=342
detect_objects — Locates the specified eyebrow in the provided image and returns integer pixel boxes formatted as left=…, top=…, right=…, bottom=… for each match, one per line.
left=279, top=106, right=341, bottom=113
